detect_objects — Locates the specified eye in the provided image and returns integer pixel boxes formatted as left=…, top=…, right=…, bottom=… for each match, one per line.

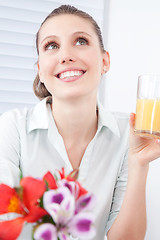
left=76, top=38, right=88, bottom=46
left=45, top=42, right=59, bottom=50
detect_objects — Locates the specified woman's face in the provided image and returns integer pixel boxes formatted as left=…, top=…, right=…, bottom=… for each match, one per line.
left=38, top=14, right=109, bottom=101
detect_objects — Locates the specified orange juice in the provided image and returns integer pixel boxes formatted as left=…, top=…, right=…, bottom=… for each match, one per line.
left=135, top=98, right=160, bottom=137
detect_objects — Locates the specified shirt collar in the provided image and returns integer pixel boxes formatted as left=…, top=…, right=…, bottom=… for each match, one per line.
left=26, top=97, right=51, bottom=133
left=97, top=100, right=120, bottom=138
left=27, top=97, right=120, bottom=138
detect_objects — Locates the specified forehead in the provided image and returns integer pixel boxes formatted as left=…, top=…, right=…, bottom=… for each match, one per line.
left=39, top=14, right=97, bottom=40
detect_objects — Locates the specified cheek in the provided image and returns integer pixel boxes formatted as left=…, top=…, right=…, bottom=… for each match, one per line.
left=39, top=56, right=56, bottom=75
left=82, top=49, right=103, bottom=70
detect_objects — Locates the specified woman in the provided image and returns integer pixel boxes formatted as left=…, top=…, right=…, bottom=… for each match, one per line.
left=0, top=4, right=160, bottom=240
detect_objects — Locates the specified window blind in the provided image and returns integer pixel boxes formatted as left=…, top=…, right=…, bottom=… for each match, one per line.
left=0, top=0, right=105, bottom=114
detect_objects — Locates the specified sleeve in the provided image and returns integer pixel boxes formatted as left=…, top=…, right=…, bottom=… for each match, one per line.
left=105, top=147, right=128, bottom=234
left=0, top=110, right=21, bottom=187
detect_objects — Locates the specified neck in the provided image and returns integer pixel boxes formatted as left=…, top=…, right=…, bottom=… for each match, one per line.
left=51, top=96, right=98, bottom=146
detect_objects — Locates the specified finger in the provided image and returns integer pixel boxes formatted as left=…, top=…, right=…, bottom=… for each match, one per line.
left=129, top=113, right=136, bottom=138
left=129, top=113, right=136, bottom=128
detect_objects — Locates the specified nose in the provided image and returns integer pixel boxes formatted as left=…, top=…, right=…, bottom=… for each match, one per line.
left=58, top=48, right=76, bottom=64
left=60, top=56, right=76, bottom=64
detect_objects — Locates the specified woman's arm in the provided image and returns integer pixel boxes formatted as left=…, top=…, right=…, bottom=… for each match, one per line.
left=107, top=113, right=160, bottom=240
left=0, top=110, right=21, bottom=187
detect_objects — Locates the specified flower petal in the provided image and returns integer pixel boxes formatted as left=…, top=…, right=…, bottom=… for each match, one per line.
left=43, top=172, right=57, bottom=190
left=20, top=177, right=46, bottom=207
left=0, top=184, right=22, bottom=214
left=0, top=217, right=24, bottom=240
left=43, top=188, right=75, bottom=225
left=58, top=195, right=75, bottom=224
left=34, top=223, right=57, bottom=240
left=58, top=232, right=69, bottom=240
left=43, top=187, right=71, bottom=207
left=76, top=193, right=96, bottom=213
left=58, top=168, right=65, bottom=179
left=43, top=202, right=60, bottom=223
left=24, top=205, right=47, bottom=223
left=20, top=177, right=47, bottom=223
left=76, top=182, right=88, bottom=199
left=58, top=179, right=79, bottom=199
left=68, top=212, right=96, bottom=240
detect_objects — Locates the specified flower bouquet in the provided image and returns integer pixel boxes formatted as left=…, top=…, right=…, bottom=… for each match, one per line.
left=0, top=168, right=96, bottom=240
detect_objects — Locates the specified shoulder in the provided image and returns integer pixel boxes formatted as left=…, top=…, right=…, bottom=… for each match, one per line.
left=0, top=97, right=50, bottom=133
left=0, top=108, right=32, bottom=143
left=0, top=98, right=48, bottom=123
left=0, top=107, right=29, bottom=127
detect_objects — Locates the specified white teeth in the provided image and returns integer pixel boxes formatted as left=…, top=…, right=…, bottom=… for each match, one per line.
left=59, top=70, right=84, bottom=79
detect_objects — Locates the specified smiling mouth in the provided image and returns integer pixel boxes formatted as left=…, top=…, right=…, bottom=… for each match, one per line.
left=56, top=70, right=86, bottom=80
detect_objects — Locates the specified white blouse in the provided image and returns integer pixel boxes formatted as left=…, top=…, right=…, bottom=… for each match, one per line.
left=0, top=97, right=129, bottom=240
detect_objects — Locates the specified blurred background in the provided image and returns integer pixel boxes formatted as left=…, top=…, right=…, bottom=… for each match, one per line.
left=0, top=0, right=160, bottom=239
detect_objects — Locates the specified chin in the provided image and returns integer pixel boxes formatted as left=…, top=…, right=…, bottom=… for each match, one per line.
left=58, top=92, right=89, bottom=102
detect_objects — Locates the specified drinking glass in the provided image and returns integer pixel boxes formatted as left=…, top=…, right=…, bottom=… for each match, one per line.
left=134, top=74, right=160, bottom=138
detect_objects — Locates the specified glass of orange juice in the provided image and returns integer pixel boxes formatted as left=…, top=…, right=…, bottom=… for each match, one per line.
left=134, top=74, right=160, bottom=138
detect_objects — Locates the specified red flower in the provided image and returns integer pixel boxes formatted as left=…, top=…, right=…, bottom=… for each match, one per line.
left=0, top=177, right=47, bottom=240
left=59, top=168, right=88, bottom=198
left=0, top=170, right=88, bottom=240
left=43, top=171, right=57, bottom=190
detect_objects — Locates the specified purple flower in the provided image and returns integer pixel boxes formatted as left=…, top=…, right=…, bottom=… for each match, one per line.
left=43, top=187, right=75, bottom=225
left=34, top=186, right=96, bottom=240
left=69, top=212, right=96, bottom=239
left=58, top=179, right=79, bottom=199
left=34, top=223, right=57, bottom=240
left=75, top=193, right=96, bottom=214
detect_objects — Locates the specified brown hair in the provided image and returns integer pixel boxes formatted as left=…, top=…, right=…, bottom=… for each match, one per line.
left=33, top=4, right=105, bottom=100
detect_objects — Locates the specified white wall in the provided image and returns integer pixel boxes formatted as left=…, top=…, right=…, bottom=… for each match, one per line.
left=104, top=0, right=160, bottom=113
left=104, top=1, right=160, bottom=239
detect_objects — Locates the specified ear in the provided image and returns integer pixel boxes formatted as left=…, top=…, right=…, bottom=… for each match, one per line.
left=101, top=51, right=110, bottom=74
left=37, top=62, right=44, bottom=83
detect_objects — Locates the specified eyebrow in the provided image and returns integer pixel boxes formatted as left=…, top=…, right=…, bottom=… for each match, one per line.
left=40, top=31, right=92, bottom=45
left=73, top=31, right=92, bottom=37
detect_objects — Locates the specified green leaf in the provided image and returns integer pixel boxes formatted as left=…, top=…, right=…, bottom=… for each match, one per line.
left=19, top=168, right=23, bottom=180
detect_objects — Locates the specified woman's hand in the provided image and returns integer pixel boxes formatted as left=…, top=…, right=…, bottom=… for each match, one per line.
left=129, top=113, right=160, bottom=167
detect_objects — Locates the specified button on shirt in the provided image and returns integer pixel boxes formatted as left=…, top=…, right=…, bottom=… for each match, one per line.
left=0, top=97, right=129, bottom=240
